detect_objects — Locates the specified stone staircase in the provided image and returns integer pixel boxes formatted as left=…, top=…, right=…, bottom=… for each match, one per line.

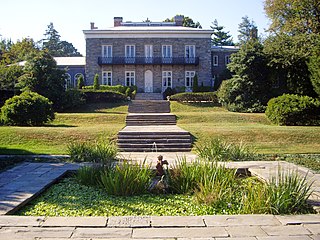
left=128, top=100, right=170, bottom=113
left=126, top=113, right=176, bottom=126
left=134, top=93, right=163, bottom=100
left=117, top=100, right=192, bottom=152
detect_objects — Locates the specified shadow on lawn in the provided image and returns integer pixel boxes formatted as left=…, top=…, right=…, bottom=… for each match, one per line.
left=180, top=102, right=221, bottom=108
left=60, top=102, right=128, bottom=114
left=0, top=147, right=34, bottom=155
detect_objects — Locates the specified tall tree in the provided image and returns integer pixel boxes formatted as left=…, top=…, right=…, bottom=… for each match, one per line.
left=238, top=16, right=258, bottom=44
left=41, top=22, right=82, bottom=57
left=264, top=0, right=320, bottom=34
left=164, top=15, right=202, bottom=28
left=211, top=19, right=234, bottom=46
left=17, top=50, right=66, bottom=110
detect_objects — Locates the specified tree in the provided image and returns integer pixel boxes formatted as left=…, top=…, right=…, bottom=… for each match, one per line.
left=218, top=40, right=270, bottom=112
left=77, top=75, right=85, bottom=89
left=264, top=33, right=317, bottom=97
left=41, top=22, right=82, bottom=57
left=0, top=65, right=23, bottom=90
left=238, top=16, right=258, bottom=44
left=93, top=74, right=100, bottom=90
left=164, top=15, right=202, bottom=28
left=1, top=38, right=38, bottom=64
left=17, top=50, right=66, bottom=110
left=264, top=0, right=320, bottom=35
left=308, top=38, right=320, bottom=97
left=211, top=19, right=234, bottom=46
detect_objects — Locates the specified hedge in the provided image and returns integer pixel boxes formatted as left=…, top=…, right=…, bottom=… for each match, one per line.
left=169, top=92, right=219, bottom=103
left=81, top=90, right=127, bottom=103
left=265, top=94, right=320, bottom=126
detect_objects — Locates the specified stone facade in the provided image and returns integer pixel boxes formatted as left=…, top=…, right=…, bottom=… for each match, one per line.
left=84, top=18, right=213, bottom=93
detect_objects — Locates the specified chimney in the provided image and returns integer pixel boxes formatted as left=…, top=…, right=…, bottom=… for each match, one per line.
left=174, top=15, right=183, bottom=26
left=90, top=22, right=98, bottom=30
left=114, top=17, right=123, bottom=27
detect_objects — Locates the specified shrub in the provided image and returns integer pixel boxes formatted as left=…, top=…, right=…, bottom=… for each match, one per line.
left=1, top=91, right=54, bottom=126
left=265, top=94, right=320, bottom=126
left=93, top=74, right=100, bottom=90
left=67, top=139, right=117, bottom=167
left=75, top=166, right=105, bottom=187
left=81, top=90, right=127, bottom=103
left=163, top=87, right=177, bottom=100
left=192, top=74, right=199, bottom=92
left=169, top=92, right=219, bottom=103
left=77, top=75, right=85, bottom=89
left=217, top=76, right=267, bottom=113
left=60, top=89, right=86, bottom=111
left=196, top=138, right=256, bottom=161
left=100, top=160, right=152, bottom=196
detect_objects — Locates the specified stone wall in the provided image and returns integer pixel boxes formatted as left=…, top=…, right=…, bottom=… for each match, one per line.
left=85, top=38, right=212, bottom=92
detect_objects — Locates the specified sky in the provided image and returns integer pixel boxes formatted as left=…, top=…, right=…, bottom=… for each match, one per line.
left=0, top=0, right=270, bottom=55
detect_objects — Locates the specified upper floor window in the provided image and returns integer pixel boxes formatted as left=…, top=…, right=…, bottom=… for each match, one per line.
left=225, top=55, right=231, bottom=65
left=102, top=45, right=112, bottom=58
left=125, top=71, right=135, bottom=86
left=145, top=45, right=153, bottom=63
left=185, top=71, right=195, bottom=88
left=213, top=55, right=219, bottom=66
left=185, top=45, right=195, bottom=60
left=162, top=45, right=172, bottom=63
left=125, top=45, right=135, bottom=64
left=102, top=71, right=112, bottom=86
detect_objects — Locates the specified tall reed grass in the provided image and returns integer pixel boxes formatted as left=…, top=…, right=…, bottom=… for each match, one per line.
left=196, top=138, right=256, bottom=161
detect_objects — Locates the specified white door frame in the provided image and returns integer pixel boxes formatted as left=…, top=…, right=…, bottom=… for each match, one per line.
left=144, top=70, right=153, bottom=93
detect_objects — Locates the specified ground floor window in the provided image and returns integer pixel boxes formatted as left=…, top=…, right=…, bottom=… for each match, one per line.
left=102, top=71, right=112, bottom=85
left=185, top=71, right=195, bottom=88
left=65, top=73, right=72, bottom=89
left=162, top=71, right=172, bottom=91
left=125, top=71, right=135, bottom=86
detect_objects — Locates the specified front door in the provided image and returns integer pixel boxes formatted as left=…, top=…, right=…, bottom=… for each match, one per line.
left=144, top=70, right=153, bottom=93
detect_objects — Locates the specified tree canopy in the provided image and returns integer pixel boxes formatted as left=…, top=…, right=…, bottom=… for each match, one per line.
left=41, top=22, right=82, bottom=57
left=211, top=19, right=234, bottom=46
left=264, top=0, right=320, bottom=34
left=238, top=16, right=258, bottom=44
left=164, top=15, right=202, bottom=28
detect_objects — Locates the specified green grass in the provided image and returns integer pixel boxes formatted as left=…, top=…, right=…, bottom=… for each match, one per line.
left=171, top=102, right=320, bottom=154
left=0, top=101, right=320, bottom=155
left=0, top=103, right=127, bottom=155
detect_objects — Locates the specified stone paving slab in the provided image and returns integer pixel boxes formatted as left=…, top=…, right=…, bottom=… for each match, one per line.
left=0, top=226, right=75, bottom=239
left=72, top=227, right=133, bottom=238
left=261, top=225, right=311, bottom=236
left=276, top=214, right=320, bottom=225
left=226, top=226, right=268, bottom=237
left=151, top=216, right=205, bottom=227
left=256, top=236, right=313, bottom=240
left=107, top=216, right=151, bottom=228
left=0, top=216, right=44, bottom=226
left=42, top=216, right=107, bottom=227
left=303, top=224, right=320, bottom=235
left=204, top=215, right=281, bottom=227
left=132, top=227, right=228, bottom=238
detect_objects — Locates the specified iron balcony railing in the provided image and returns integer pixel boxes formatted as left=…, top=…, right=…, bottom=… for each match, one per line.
left=98, top=57, right=199, bottom=65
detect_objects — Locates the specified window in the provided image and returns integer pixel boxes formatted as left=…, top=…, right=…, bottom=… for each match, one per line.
left=125, top=71, right=135, bottom=86
left=185, top=45, right=195, bottom=63
left=102, top=71, right=112, bottom=86
left=225, top=55, right=231, bottom=65
left=102, top=45, right=112, bottom=57
left=213, top=55, right=219, bottom=66
left=145, top=45, right=153, bottom=63
left=185, top=71, right=195, bottom=88
left=162, top=71, right=172, bottom=91
left=65, top=73, right=72, bottom=89
left=125, top=45, right=135, bottom=63
left=162, top=45, right=172, bottom=63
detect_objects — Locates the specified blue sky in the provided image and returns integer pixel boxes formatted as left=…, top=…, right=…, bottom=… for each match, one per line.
left=0, top=0, right=269, bottom=55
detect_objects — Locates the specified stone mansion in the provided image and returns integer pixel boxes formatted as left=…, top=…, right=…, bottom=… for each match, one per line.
left=82, top=16, right=238, bottom=93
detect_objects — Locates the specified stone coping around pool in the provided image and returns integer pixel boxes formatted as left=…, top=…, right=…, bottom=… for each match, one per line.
left=0, top=159, right=319, bottom=216
left=0, top=215, right=320, bottom=239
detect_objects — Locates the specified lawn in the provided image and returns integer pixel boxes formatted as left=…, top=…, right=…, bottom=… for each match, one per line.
left=0, top=101, right=319, bottom=155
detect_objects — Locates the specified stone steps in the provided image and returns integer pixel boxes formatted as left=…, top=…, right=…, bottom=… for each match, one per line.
left=128, top=100, right=170, bottom=113
left=117, top=127, right=192, bottom=152
left=135, top=93, right=163, bottom=100
left=126, top=113, right=176, bottom=126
